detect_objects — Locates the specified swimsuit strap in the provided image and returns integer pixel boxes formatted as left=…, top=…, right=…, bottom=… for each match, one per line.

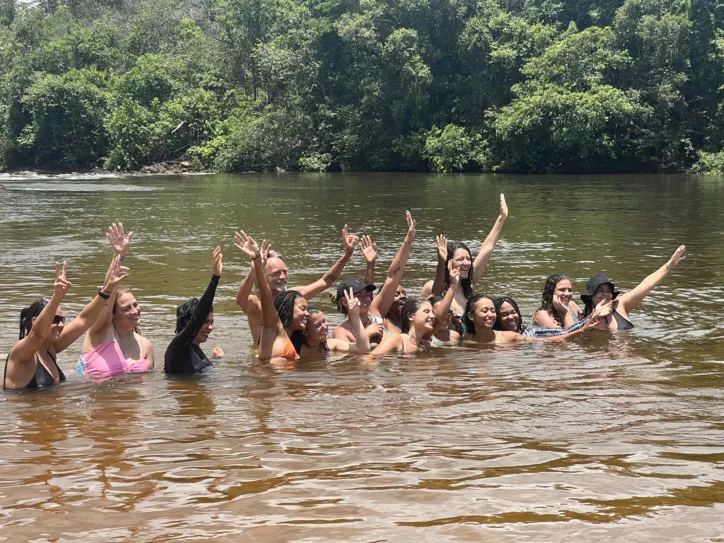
left=3, top=354, right=8, bottom=390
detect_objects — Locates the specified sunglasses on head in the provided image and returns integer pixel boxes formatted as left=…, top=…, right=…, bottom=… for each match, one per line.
left=52, top=315, right=65, bottom=325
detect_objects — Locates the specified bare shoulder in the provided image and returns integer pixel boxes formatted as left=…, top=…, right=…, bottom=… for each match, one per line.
left=569, top=301, right=583, bottom=316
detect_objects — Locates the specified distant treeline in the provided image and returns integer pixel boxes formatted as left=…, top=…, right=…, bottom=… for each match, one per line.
left=2, top=0, right=724, bottom=173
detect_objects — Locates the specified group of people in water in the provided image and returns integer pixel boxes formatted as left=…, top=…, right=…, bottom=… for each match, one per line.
left=3, top=195, right=687, bottom=390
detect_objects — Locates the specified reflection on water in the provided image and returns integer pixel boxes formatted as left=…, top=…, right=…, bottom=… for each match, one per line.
left=1, top=173, right=723, bottom=541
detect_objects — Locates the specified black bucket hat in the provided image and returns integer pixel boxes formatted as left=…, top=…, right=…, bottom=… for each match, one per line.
left=581, top=273, right=620, bottom=304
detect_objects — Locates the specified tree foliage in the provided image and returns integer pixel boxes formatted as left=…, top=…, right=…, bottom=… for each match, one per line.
left=1, top=0, right=724, bottom=172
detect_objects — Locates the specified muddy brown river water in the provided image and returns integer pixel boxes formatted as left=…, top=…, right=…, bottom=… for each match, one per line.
left=0, top=172, right=723, bottom=542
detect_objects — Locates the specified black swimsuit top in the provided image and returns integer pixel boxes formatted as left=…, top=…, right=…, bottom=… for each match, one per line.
left=613, top=311, right=635, bottom=330
left=3, top=351, right=66, bottom=390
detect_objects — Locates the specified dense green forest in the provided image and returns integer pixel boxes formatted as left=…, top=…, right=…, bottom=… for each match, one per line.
left=2, top=0, right=724, bottom=173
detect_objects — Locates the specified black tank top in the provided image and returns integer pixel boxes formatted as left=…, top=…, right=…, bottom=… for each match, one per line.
left=3, top=352, right=66, bottom=390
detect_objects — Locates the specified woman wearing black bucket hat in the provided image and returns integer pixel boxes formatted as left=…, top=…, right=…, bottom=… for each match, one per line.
left=581, top=245, right=687, bottom=330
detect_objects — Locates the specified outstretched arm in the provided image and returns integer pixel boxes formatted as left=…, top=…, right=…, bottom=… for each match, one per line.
left=237, top=233, right=285, bottom=360
left=472, top=194, right=508, bottom=286
left=297, top=225, right=357, bottom=299
left=369, top=211, right=416, bottom=319
left=56, top=255, right=129, bottom=352
left=8, top=262, right=70, bottom=364
left=165, top=248, right=222, bottom=373
left=619, top=245, right=686, bottom=315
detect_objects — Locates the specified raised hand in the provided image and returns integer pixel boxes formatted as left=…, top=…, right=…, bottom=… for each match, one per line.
left=405, top=210, right=416, bottom=244
left=54, top=261, right=72, bottom=298
left=103, top=254, right=130, bottom=291
left=359, top=235, right=378, bottom=263
left=212, top=246, right=223, bottom=276
left=260, top=240, right=272, bottom=267
left=106, top=223, right=133, bottom=256
left=343, top=224, right=359, bottom=254
left=668, top=245, right=686, bottom=269
left=344, top=288, right=361, bottom=319
left=436, top=234, right=448, bottom=262
left=499, top=194, right=508, bottom=220
left=235, top=231, right=261, bottom=260
left=448, top=261, right=461, bottom=291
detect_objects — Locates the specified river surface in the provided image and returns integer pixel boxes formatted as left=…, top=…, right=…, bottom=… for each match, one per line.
left=0, top=172, right=723, bottom=542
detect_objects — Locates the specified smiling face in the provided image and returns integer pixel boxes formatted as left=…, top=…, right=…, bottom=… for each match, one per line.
left=592, top=283, right=615, bottom=306
left=390, top=285, right=407, bottom=315
left=497, top=301, right=519, bottom=332
left=114, top=291, right=141, bottom=330
left=554, top=279, right=574, bottom=306
left=305, top=312, right=329, bottom=343
left=265, top=257, right=289, bottom=295
left=450, top=248, right=472, bottom=279
left=194, top=312, right=214, bottom=344
left=410, top=301, right=435, bottom=333
left=470, top=297, right=496, bottom=330
left=34, top=307, right=65, bottom=343
left=292, top=297, right=309, bottom=331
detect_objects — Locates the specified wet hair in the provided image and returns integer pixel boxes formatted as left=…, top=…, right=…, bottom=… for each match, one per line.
left=427, top=295, right=443, bottom=305
left=493, top=297, right=524, bottom=333
left=463, top=293, right=493, bottom=335
left=304, top=306, right=329, bottom=352
left=19, top=298, right=49, bottom=339
left=274, top=290, right=306, bottom=354
left=401, top=298, right=428, bottom=334
left=538, top=273, right=570, bottom=326
left=113, top=287, right=141, bottom=334
left=445, top=241, right=474, bottom=299
left=113, top=286, right=133, bottom=314
left=175, top=297, right=213, bottom=334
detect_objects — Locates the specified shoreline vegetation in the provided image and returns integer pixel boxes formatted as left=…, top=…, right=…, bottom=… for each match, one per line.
left=3, top=1, right=724, bottom=175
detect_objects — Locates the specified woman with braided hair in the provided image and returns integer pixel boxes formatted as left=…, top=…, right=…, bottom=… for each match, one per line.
left=236, top=231, right=309, bottom=363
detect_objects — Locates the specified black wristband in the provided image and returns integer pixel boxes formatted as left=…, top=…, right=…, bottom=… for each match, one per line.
left=98, top=287, right=111, bottom=300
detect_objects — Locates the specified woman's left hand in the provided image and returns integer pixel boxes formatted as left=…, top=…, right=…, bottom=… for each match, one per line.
left=212, top=246, right=223, bottom=276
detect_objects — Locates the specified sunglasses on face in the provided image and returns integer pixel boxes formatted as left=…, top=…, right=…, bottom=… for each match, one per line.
left=52, top=315, right=65, bottom=325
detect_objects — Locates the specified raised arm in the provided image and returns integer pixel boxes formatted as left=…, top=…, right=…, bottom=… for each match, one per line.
left=359, top=235, right=378, bottom=286
left=165, top=248, right=222, bottom=372
left=297, top=225, right=357, bottom=299
left=56, top=255, right=129, bottom=352
left=235, top=239, right=271, bottom=313
left=346, top=288, right=371, bottom=354
left=369, top=211, right=416, bottom=319
left=88, top=223, right=134, bottom=335
left=619, top=245, right=686, bottom=315
left=472, top=194, right=508, bottom=286
left=8, top=262, right=71, bottom=364
left=428, top=235, right=448, bottom=297
left=433, top=265, right=460, bottom=323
